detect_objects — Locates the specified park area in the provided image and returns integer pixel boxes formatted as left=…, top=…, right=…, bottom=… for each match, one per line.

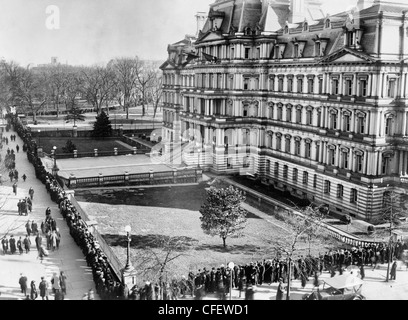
left=76, top=177, right=341, bottom=282
left=35, top=137, right=133, bottom=155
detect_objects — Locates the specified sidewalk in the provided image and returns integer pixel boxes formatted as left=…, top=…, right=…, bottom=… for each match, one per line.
left=0, top=129, right=98, bottom=300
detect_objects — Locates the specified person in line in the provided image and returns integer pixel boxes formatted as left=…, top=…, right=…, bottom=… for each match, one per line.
left=60, top=271, right=67, bottom=296
left=38, top=277, right=49, bottom=300
left=17, top=237, right=24, bottom=254
left=29, top=187, right=34, bottom=200
left=51, top=272, right=61, bottom=294
left=276, top=278, right=285, bottom=300
left=23, top=235, right=31, bottom=254
left=1, top=236, right=8, bottom=254
left=19, top=274, right=28, bottom=296
left=30, top=280, right=38, bottom=300
left=9, top=235, right=16, bottom=254
left=390, top=260, right=398, bottom=280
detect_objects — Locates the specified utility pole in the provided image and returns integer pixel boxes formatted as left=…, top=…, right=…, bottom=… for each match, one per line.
left=385, top=192, right=393, bottom=282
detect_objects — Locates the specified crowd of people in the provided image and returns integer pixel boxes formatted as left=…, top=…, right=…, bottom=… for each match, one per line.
left=18, top=271, right=68, bottom=300
left=4, top=113, right=408, bottom=301
left=8, top=114, right=123, bottom=300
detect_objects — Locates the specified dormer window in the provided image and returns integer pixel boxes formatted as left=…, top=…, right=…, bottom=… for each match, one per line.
left=284, top=25, right=289, bottom=34
left=313, top=35, right=329, bottom=57
left=324, top=19, right=331, bottom=29
left=244, top=26, right=252, bottom=35
left=303, top=22, right=309, bottom=32
left=274, top=43, right=287, bottom=59
left=291, top=39, right=306, bottom=59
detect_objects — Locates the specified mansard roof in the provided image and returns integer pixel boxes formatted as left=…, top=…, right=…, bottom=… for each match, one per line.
left=359, top=3, right=408, bottom=15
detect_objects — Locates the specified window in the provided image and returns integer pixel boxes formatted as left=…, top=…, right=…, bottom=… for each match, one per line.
left=345, top=79, right=353, bottom=96
left=283, top=165, right=288, bottom=178
left=324, top=180, right=331, bottom=194
left=268, top=107, right=273, bottom=119
left=347, top=31, right=355, bottom=46
left=313, top=174, right=318, bottom=188
left=305, top=141, right=311, bottom=159
left=350, top=188, right=358, bottom=203
left=287, top=78, right=293, bottom=92
left=266, top=133, right=273, bottom=148
left=273, top=162, right=279, bottom=176
left=341, top=150, right=349, bottom=169
left=230, top=47, right=235, bottom=59
left=343, top=114, right=350, bottom=131
left=303, top=172, right=309, bottom=185
left=266, top=160, right=271, bottom=174
left=337, top=184, right=344, bottom=198
left=293, top=168, right=298, bottom=182
left=245, top=48, right=250, bottom=59
left=293, top=44, right=299, bottom=59
left=296, top=108, right=302, bottom=123
left=388, top=80, right=396, bottom=98
left=318, top=78, right=323, bottom=94
left=303, top=22, right=308, bottom=32
left=306, top=109, right=313, bottom=125
left=329, top=148, right=336, bottom=166
left=295, top=140, right=301, bottom=156
left=332, top=79, right=339, bottom=94
left=276, top=135, right=281, bottom=150
left=359, top=79, right=367, bottom=97
left=269, top=78, right=275, bottom=91
left=244, top=78, right=249, bottom=90
left=286, top=107, right=292, bottom=122
left=356, top=154, right=363, bottom=172
left=385, top=117, right=393, bottom=136
left=285, top=137, right=291, bottom=153
left=330, top=113, right=337, bottom=130
left=277, top=106, right=283, bottom=120
left=308, top=78, right=314, bottom=93
left=357, top=116, right=365, bottom=134
left=297, top=78, right=303, bottom=93
left=243, top=106, right=249, bottom=117
left=278, top=78, right=284, bottom=91
left=325, top=19, right=331, bottom=29
left=382, top=156, right=391, bottom=175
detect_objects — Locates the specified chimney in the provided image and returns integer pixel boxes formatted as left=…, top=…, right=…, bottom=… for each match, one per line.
left=290, top=0, right=306, bottom=23
left=195, top=12, right=207, bottom=37
left=357, top=0, right=374, bottom=10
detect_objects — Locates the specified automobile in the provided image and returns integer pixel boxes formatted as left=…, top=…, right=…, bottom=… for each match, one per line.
left=302, top=273, right=365, bottom=300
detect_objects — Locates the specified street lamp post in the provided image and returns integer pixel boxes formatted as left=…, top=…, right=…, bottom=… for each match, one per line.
left=38, top=129, right=41, bottom=148
left=52, top=146, right=59, bottom=177
left=228, top=262, right=234, bottom=300
left=123, top=225, right=134, bottom=273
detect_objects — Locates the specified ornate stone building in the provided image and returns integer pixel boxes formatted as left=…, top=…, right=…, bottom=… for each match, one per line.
left=160, top=0, right=408, bottom=222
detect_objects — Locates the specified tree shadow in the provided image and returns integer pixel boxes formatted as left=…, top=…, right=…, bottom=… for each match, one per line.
left=102, top=234, right=199, bottom=250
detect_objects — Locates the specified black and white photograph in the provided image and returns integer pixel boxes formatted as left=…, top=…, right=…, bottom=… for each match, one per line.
left=0, top=0, right=408, bottom=309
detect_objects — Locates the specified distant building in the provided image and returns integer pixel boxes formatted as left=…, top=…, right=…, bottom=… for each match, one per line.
left=161, top=0, right=408, bottom=222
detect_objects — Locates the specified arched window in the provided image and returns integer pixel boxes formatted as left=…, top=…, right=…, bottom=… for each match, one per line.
left=324, top=19, right=331, bottom=29
left=303, top=22, right=308, bottom=32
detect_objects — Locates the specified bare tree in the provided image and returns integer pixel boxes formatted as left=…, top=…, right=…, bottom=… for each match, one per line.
left=271, top=205, right=326, bottom=300
left=148, top=70, right=163, bottom=119
left=81, top=65, right=117, bottom=115
left=133, top=235, right=190, bottom=300
left=110, top=57, right=139, bottom=119
left=135, top=61, right=156, bottom=117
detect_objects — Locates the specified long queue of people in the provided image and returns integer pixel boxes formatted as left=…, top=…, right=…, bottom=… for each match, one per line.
left=9, top=114, right=124, bottom=300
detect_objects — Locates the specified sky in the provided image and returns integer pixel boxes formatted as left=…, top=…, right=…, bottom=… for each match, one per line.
left=0, top=0, right=357, bottom=67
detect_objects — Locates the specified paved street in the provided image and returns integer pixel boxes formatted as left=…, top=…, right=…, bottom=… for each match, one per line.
left=0, top=129, right=98, bottom=300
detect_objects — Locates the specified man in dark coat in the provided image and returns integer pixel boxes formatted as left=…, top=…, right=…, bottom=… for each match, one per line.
left=29, top=187, right=34, bottom=200
left=19, top=274, right=28, bottom=295
left=9, top=235, right=16, bottom=254
left=12, top=182, right=17, bottom=195
left=390, top=260, right=398, bottom=280
left=23, top=235, right=31, bottom=253
left=35, top=233, right=42, bottom=252
left=38, top=277, right=49, bottom=300
left=1, top=237, right=8, bottom=254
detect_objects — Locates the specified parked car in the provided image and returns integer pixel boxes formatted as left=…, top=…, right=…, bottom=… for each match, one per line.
left=302, top=273, right=365, bottom=300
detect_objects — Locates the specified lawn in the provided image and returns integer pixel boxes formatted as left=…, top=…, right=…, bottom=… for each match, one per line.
left=76, top=178, right=340, bottom=284
left=35, top=137, right=132, bottom=155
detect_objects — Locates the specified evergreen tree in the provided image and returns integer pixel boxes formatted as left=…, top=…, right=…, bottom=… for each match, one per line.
left=62, top=139, right=77, bottom=153
left=64, top=103, right=85, bottom=126
left=199, top=186, right=247, bottom=248
left=92, top=110, right=112, bottom=138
